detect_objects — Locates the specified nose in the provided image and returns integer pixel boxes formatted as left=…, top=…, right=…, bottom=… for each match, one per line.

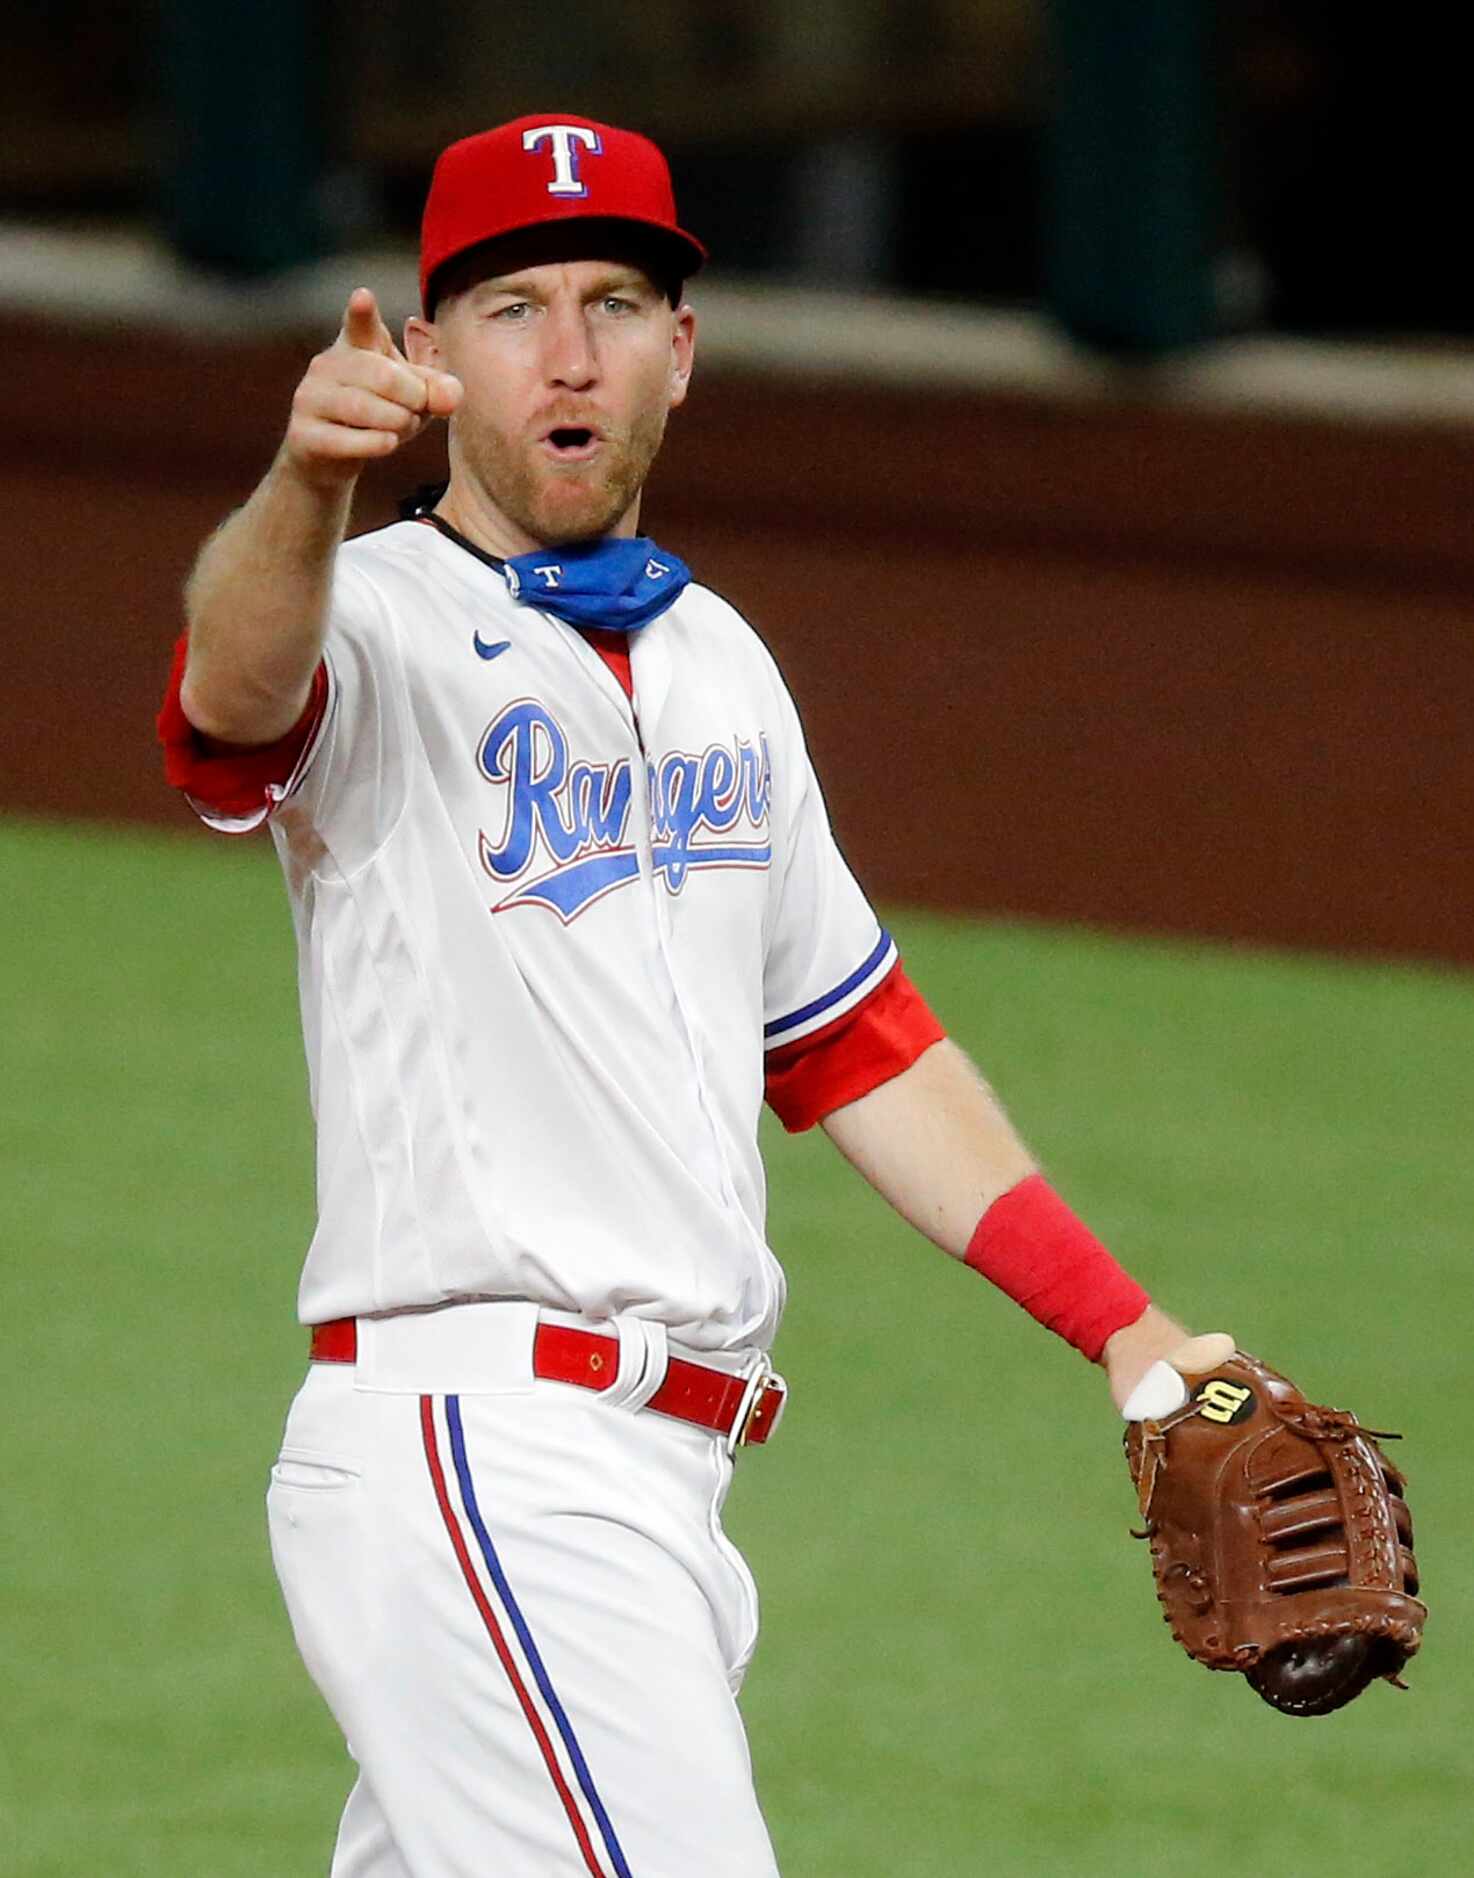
left=542, top=298, right=597, bottom=391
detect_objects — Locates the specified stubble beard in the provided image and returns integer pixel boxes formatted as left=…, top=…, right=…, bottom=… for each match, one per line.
left=454, top=400, right=671, bottom=548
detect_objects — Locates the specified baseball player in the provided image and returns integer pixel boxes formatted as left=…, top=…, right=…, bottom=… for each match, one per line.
left=159, top=113, right=1207, bottom=1876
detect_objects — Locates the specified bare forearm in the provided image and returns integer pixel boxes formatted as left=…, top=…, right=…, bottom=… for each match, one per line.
left=181, top=454, right=353, bottom=742
left=179, top=287, right=461, bottom=746
left=820, top=1038, right=1210, bottom=1404
left=819, top=1038, right=1038, bottom=1255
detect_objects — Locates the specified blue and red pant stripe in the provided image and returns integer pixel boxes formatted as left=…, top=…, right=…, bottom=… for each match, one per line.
left=419, top=1393, right=633, bottom=1878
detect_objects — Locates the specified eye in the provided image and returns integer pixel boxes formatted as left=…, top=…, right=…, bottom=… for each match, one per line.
left=489, top=300, right=532, bottom=322
left=600, top=294, right=637, bottom=316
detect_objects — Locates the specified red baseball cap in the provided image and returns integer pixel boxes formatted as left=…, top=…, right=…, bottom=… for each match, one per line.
left=420, top=113, right=707, bottom=312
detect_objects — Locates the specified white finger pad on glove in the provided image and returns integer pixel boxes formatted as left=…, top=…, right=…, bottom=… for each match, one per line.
left=1120, top=1360, right=1191, bottom=1422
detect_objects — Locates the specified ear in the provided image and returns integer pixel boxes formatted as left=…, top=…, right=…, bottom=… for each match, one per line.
left=404, top=314, right=441, bottom=368
left=668, top=303, right=697, bottom=412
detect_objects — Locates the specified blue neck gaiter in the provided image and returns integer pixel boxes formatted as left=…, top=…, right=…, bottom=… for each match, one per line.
left=503, top=537, right=691, bottom=634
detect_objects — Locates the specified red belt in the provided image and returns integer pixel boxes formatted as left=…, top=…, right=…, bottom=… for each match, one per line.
left=309, top=1317, right=787, bottom=1449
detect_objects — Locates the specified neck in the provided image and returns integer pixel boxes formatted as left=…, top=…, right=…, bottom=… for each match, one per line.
left=434, top=474, right=643, bottom=560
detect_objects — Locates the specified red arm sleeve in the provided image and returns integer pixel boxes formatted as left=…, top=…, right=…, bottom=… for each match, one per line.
left=964, top=1174, right=1151, bottom=1360
left=157, top=632, right=328, bottom=824
left=764, top=964, right=946, bottom=1133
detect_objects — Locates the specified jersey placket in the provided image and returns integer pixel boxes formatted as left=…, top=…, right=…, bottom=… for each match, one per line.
left=551, top=613, right=769, bottom=1260
left=625, top=639, right=781, bottom=1328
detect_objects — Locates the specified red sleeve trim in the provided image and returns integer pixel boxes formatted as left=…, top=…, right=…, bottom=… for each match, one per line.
left=963, top=1174, right=1151, bottom=1361
left=157, top=632, right=328, bottom=821
left=764, top=964, right=947, bottom=1133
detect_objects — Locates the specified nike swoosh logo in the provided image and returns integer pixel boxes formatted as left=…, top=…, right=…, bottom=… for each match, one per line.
left=473, top=634, right=512, bottom=661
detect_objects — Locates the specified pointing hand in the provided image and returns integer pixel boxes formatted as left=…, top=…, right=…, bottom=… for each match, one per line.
left=283, top=287, right=463, bottom=487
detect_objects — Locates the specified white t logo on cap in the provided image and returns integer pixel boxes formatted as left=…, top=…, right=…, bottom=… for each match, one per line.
left=522, top=124, right=602, bottom=198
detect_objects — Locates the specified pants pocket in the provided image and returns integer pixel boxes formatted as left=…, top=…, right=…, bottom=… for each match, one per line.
left=271, top=1451, right=361, bottom=1491
left=267, top=1447, right=368, bottom=1727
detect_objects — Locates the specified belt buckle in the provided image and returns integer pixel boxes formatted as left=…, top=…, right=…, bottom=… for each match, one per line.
left=727, top=1353, right=788, bottom=1457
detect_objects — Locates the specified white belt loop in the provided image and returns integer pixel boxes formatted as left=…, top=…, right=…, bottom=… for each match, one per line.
left=354, top=1301, right=539, bottom=1394
left=629, top=1320, right=670, bottom=1411
left=597, top=1317, right=669, bottom=1414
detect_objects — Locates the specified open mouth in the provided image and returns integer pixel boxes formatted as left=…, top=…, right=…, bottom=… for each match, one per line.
left=544, top=426, right=599, bottom=458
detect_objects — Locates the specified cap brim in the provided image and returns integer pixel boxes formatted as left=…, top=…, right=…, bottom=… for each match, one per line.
left=425, top=215, right=706, bottom=313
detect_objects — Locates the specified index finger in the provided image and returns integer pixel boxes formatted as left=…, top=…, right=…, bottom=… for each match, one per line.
left=341, top=287, right=397, bottom=358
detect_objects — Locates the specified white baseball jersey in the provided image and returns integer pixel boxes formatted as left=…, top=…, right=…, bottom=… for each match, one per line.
left=197, top=520, right=893, bottom=1351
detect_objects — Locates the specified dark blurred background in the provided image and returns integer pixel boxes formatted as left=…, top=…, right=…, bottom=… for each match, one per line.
left=2, top=1, right=1470, bottom=964
left=3, top=0, right=1466, bottom=344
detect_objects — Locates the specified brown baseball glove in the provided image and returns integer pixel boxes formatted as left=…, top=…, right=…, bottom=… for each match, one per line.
left=1124, top=1349, right=1425, bottom=1715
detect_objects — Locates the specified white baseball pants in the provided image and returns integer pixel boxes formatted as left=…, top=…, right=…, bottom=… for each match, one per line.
left=266, top=1306, right=782, bottom=1876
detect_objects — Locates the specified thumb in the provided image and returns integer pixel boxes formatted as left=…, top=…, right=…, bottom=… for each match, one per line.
left=1120, top=1334, right=1237, bottom=1421
left=1167, top=1333, right=1237, bottom=1376
left=341, top=286, right=396, bottom=356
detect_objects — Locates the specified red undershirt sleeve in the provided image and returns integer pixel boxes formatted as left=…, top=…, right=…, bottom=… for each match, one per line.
left=157, top=631, right=329, bottom=824
left=764, top=963, right=946, bottom=1133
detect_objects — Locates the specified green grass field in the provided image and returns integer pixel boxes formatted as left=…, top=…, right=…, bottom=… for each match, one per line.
left=3, top=815, right=1469, bottom=1876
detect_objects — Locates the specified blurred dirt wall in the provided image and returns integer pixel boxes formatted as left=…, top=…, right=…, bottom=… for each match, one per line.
left=5, top=313, right=1469, bottom=963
